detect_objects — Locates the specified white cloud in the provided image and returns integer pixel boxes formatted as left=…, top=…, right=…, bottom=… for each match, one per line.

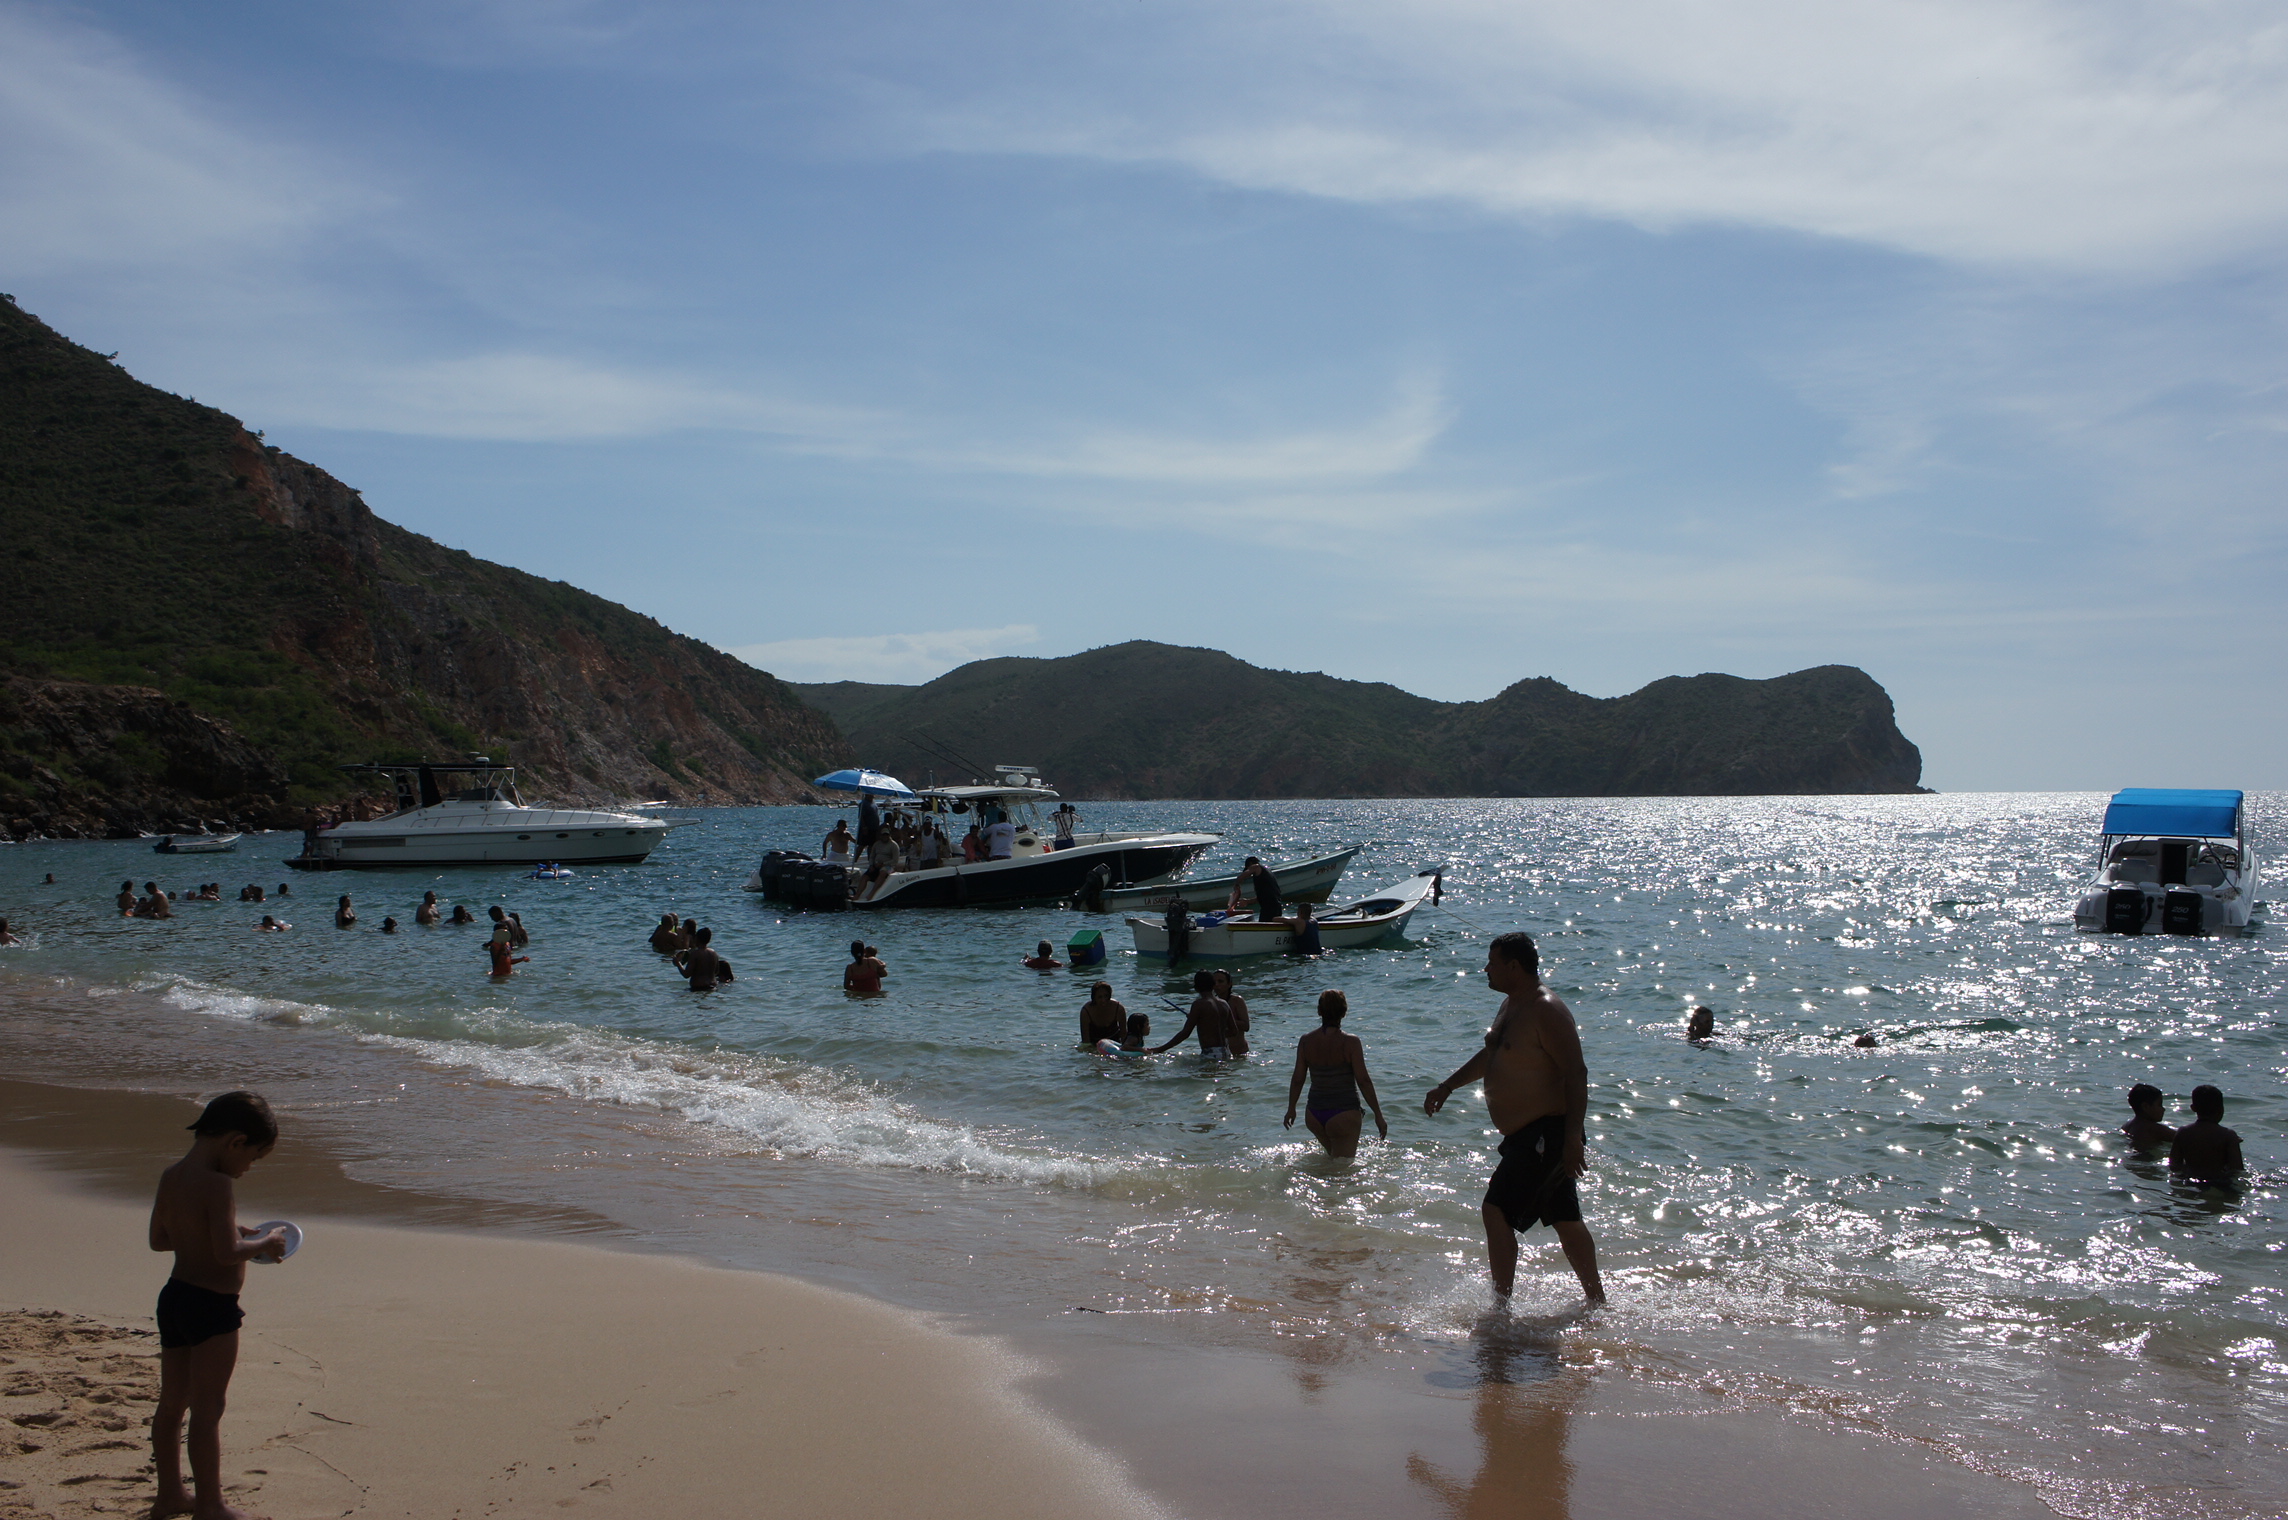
left=264, top=351, right=890, bottom=443
left=896, top=0, right=2288, bottom=276
left=254, top=350, right=1448, bottom=490
left=909, top=373, right=1447, bottom=484
left=728, top=625, right=1040, bottom=684
left=0, top=7, right=372, bottom=276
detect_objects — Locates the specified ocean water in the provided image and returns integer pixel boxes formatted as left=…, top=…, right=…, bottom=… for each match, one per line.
left=1, top=793, right=2282, bottom=1517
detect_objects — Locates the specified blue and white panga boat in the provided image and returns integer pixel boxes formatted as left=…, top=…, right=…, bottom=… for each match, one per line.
left=2073, top=789, right=2256, bottom=935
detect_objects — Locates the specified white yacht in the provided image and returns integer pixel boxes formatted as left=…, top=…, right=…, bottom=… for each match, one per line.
left=287, top=760, right=673, bottom=870
left=2073, top=788, right=2257, bottom=934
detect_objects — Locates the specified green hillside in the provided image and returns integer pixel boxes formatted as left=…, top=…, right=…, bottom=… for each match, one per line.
left=0, top=295, right=843, bottom=835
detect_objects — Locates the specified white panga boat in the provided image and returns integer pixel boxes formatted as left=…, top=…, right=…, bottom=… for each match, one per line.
left=1094, top=848, right=1361, bottom=912
left=1127, top=872, right=1439, bottom=959
left=2072, top=788, right=2257, bottom=935
left=286, top=760, right=676, bottom=870
left=748, top=765, right=1217, bottom=908
left=153, top=833, right=242, bottom=854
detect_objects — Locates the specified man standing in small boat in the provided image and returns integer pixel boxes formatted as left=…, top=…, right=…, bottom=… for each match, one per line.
left=1241, top=857, right=1284, bottom=922
left=1424, top=932, right=1605, bottom=1305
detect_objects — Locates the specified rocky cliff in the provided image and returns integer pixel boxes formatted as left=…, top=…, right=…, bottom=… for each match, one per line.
left=795, top=643, right=1925, bottom=798
left=0, top=296, right=845, bottom=838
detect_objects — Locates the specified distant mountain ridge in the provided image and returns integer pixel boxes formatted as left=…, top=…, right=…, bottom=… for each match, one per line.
left=793, top=643, right=1924, bottom=798
left=0, top=296, right=845, bottom=837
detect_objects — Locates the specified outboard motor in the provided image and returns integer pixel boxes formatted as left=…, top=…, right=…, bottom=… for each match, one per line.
left=2104, top=888, right=2147, bottom=934
left=758, top=850, right=808, bottom=900
left=1075, top=862, right=1112, bottom=913
left=2161, top=891, right=2206, bottom=935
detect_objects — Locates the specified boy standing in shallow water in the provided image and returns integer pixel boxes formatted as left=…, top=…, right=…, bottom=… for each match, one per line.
left=2169, top=1085, right=2245, bottom=1186
left=149, top=1091, right=287, bottom=1520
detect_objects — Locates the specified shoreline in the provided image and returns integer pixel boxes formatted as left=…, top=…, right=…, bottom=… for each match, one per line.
left=0, top=1075, right=2061, bottom=1520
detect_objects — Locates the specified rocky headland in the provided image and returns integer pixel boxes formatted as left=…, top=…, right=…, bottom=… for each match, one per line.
left=795, top=643, right=1926, bottom=798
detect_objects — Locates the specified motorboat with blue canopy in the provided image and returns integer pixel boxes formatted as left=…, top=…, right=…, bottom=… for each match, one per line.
left=749, top=765, right=1218, bottom=908
left=2074, top=788, right=2256, bottom=935
left=2099, top=789, right=2244, bottom=839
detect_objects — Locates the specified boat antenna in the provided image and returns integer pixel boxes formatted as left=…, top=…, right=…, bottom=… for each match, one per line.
left=904, top=735, right=964, bottom=779
left=909, top=732, right=995, bottom=784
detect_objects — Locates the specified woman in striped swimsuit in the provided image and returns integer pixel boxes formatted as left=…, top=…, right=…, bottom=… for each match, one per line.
left=1283, top=990, right=1389, bottom=1158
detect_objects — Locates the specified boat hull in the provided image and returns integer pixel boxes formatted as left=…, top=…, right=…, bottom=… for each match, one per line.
left=1097, top=848, right=1360, bottom=912
left=859, top=836, right=1215, bottom=908
left=288, top=821, right=670, bottom=870
left=154, top=835, right=242, bottom=854
left=2072, top=869, right=2258, bottom=933
left=1128, top=874, right=1437, bottom=958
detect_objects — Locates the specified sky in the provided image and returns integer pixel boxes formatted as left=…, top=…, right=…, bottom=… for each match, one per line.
left=4, top=0, right=2285, bottom=791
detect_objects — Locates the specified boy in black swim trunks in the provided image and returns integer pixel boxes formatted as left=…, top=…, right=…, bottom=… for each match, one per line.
left=1424, top=932, right=1605, bottom=1304
left=148, top=1091, right=287, bottom=1520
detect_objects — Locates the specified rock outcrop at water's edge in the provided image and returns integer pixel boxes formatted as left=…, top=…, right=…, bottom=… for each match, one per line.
left=0, top=675, right=288, bottom=838
left=794, top=643, right=1927, bottom=799
left=0, top=295, right=848, bottom=835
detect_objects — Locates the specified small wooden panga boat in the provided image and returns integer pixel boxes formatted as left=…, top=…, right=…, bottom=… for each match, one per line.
left=1126, top=871, right=1438, bottom=959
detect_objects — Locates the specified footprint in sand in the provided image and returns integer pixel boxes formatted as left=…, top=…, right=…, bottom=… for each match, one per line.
left=1, top=1309, right=164, bottom=1514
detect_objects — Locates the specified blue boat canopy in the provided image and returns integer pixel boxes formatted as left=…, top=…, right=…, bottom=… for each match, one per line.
left=2100, top=788, right=2243, bottom=839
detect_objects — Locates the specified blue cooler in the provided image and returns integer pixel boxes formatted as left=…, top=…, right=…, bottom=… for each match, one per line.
left=1067, top=928, right=1106, bottom=967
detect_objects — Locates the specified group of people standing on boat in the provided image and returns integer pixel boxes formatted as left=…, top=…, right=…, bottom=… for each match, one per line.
left=819, top=793, right=1073, bottom=900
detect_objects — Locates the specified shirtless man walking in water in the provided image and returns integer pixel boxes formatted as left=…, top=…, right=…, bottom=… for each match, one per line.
left=1424, top=932, right=1604, bottom=1304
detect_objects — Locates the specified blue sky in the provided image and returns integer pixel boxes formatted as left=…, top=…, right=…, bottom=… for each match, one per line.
left=5, top=1, right=2285, bottom=790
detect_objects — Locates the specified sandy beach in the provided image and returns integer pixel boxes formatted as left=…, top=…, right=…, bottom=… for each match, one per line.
left=0, top=1076, right=2077, bottom=1520
left=0, top=1128, right=1159, bottom=1519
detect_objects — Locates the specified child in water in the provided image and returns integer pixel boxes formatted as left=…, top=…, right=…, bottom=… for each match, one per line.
left=486, top=922, right=529, bottom=977
left=2122, top=1083, right=2175, bottom=1151
left=1095, top=1012, right=1153, bottom=1057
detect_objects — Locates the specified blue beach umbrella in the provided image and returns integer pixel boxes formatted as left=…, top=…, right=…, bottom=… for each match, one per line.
left=813, top=768, right=918, bottom=800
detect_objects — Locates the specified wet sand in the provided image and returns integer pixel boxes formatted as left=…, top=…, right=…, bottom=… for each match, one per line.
left=0, top=1076, right=2064, bottom=1520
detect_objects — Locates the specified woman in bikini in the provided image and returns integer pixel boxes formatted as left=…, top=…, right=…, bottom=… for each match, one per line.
left=843, top=940, right=886, bottom=996
left=1283, top=990, right=1388, bottom=1159
left=1078, top=982, right=1127, bottom=1050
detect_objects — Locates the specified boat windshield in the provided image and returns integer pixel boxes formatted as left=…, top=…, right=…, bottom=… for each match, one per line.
left=449, top=786, right=511, bottom=802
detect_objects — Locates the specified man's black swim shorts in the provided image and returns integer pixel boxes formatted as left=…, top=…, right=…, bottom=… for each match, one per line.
left=156, top=1278, right=244, bottom=1349
left=1483, top=1114, right=1583, bottom=1233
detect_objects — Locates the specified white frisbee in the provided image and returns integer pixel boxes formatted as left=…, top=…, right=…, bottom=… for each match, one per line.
left=249, top=1220, right=302, bottom=1263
